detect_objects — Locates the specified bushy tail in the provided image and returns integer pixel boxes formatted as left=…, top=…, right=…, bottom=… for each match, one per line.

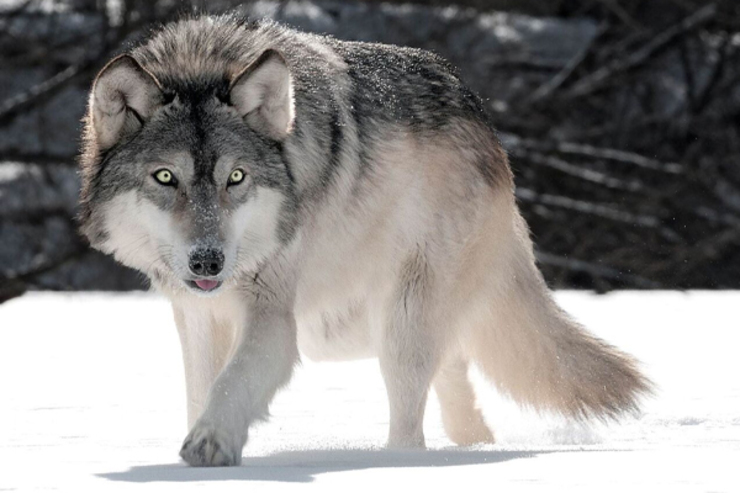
left=463, top=242, right=652, bottom=420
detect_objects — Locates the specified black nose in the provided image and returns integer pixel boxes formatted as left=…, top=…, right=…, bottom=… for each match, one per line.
left=189, top=248, right=224, bottom=276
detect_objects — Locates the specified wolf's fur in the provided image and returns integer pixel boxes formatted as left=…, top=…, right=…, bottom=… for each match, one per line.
left=79, top=15, right=651, bottom=466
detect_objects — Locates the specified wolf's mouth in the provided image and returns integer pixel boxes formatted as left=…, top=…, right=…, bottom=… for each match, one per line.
left=187, top=279, right=223, bottom=292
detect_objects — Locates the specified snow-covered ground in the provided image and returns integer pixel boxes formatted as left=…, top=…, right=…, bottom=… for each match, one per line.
left=0, top=291, right=738, bottom=492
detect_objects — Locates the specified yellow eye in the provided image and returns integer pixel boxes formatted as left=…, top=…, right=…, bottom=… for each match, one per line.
left=154, top=169, right=175, bottom=185
left=228, top=169, right=245, bottom=185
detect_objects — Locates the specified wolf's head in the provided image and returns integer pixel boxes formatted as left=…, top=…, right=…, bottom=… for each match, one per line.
left=79, top=49, right=296, bottom=295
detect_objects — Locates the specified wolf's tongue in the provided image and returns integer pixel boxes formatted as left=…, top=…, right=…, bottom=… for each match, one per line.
left=194, top=279, right=219, bottom=291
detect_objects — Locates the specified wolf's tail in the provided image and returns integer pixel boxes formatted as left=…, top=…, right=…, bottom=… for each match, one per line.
left=461, top=211, right=652, bottom=420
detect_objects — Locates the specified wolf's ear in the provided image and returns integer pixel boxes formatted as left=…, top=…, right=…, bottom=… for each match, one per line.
left=229, top=50, right=294, bottom=140
left=90, top=55, right=164, bottom=150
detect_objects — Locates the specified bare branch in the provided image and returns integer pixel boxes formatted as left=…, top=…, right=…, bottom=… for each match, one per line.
left=528, top=23, right=606, bottom=103
left=516, top=187, right=681, bottom=241
left=0, top=64, right=85, bottom=123
left=536, top=251, right=662, bottom=289
left=509, top=148, right=645, bottom=192
left=503, top=133, right=684, bottom=174
left=566, top=4, right=717, bottom=98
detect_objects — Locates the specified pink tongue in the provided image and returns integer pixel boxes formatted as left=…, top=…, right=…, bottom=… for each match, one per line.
left=194, top=279, right=219, bottom=291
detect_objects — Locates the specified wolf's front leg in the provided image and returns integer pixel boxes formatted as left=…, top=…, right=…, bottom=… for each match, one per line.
left=172, top=306, right=237, bottom=429
left=179, top=307, right=298, bottom=467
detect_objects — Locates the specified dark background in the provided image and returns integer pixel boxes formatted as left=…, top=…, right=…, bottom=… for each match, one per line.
left=1, top=0, right=739, bottom=302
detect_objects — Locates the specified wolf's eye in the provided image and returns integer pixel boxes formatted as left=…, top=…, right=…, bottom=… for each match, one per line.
left=153, top=169, right=176, bottom=186
left=228, top=169, right=245, bottom=186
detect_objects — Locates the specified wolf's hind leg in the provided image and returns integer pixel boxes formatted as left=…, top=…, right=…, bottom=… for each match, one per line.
left=434, top=354, right=494, bottom=446
left=380, top=349, right=435, bottom=449
left=379, top=250, right=441, bottom=449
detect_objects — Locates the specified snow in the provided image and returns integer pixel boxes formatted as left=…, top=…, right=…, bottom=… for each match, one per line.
left=0, top=291, right=738, bottom=492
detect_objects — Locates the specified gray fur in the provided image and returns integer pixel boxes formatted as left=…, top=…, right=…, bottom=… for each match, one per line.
left=80, top=16, right=508, bottom=244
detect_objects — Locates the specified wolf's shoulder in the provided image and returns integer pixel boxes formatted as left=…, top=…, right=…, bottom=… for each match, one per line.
left=327, top=37, right=456, bottom=75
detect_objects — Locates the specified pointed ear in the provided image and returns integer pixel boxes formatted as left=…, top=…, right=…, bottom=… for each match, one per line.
left=90, top=55, right=164, bottom=150
left=229, top=50, right=295, bottom=140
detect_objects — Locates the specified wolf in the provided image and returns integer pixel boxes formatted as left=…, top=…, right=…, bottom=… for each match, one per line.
left=78, top=15, right=651, bottom=467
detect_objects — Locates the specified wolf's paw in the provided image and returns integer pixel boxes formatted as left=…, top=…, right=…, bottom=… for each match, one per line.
left=179, top=422, right=242, bottom=467
left=447, top=419, right=495, bottom=447
left=444, top=411, right=495, bottom=446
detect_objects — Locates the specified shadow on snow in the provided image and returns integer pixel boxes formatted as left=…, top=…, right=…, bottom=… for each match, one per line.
left=99, top=448, right=541, bottom=483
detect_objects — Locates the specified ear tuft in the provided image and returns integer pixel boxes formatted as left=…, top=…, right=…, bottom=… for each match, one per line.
left=229, top=50, right=295, bottom=140
left=91, top=55, right=164, bottom=150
